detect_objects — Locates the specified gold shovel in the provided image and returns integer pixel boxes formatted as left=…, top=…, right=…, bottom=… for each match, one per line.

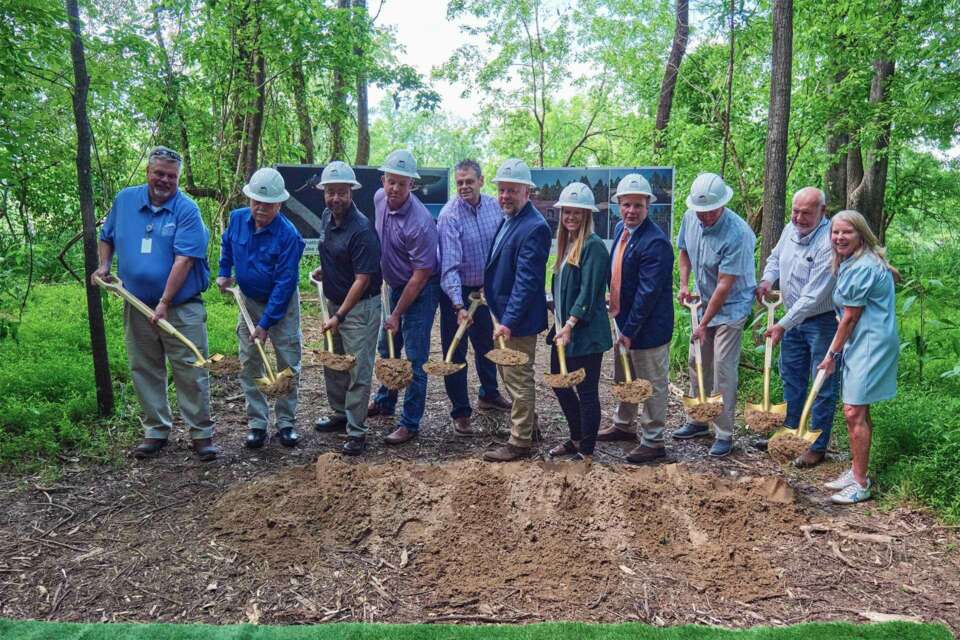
left=772, top=368, right=827, bottom=444
left=424, top=292, right=484, bottom=376
left=610, top=322, right=652, bottom=403
left=745, top=291, right=788, bottom=432
left=681, top=295, right=724, bottom=422
left=308, top=273, right=356, bottom=372
left=94, top=275, right=224, bottom=369
left=375, top=282, right=413, bottom=390
left=226, top=286, right=294, bottom=397
left=484, top=303, right=529, bottom=366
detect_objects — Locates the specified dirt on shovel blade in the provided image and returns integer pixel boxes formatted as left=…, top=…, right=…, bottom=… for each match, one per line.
left=685, top=402, right=724, bottom=423
left=423, top=361, right=464, bottom=376
left=543, top=370, right=586, bottom=388
left=258, top=376, right=293, bottom=399
left=486, top=348, right=529, bottom=366
left=207, top=356, right=242, bottom=376
left=376, top=358, right=413, bottom=389
left=611, top=379, right=653, bottom=403
left=745, top=410, right=786, bottom=433
left=314, top=350, right=356, bottom=372
left=768, top=432, right=809, bottom=464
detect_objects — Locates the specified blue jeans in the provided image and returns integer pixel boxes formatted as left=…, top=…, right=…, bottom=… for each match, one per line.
left=439, top=285, right=501, bottom=419
left=779, top=312, right=840, bottom=452
left=373, top=279, right=439, bottom=432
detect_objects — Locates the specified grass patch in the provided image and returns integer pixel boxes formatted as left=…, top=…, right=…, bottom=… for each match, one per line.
left=0, top=620, right=952, bottom=640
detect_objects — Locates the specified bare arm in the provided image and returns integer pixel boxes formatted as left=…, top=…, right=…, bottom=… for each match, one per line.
left=323, top=273, right=371, bottom=332
left=698, top=273, right=736, bottom=328
left=92, top=240, right=115, bottom=282
left=152, top=255, right=194, bottom=323
left=677, top=248, right=693, bottom=302
left=385, top=268, right=432, bottom=330
left=817, top=306, right=864, bottom=375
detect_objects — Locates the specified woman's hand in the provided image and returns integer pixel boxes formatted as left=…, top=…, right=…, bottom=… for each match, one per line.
left=555, top=323, right=573, bottom=347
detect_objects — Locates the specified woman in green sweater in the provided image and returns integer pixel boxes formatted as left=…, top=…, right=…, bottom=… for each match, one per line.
left=548, top=182, right=613, bottom=462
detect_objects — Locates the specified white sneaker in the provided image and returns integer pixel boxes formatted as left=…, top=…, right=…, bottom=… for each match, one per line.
left=831, top=478, right=872, bottom=505
left=825, top=468, right=855, bottom=491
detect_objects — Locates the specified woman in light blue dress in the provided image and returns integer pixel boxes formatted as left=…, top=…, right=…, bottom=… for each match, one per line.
left=817, top=210, right=898, bottom=505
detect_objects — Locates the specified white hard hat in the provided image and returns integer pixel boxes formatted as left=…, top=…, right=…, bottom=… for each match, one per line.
left=242, top=167, right=289, bottom=203
left=378, top=149, right=420, bottom=179
left=554, top=182, right=598, bottom=212
left=492, top=158, right=536, bottom=187
left=319, top=160, right=361, bottom=189
left=611, top=173, right=657, bottom=204
left=685, top=172, right=733, bottom=212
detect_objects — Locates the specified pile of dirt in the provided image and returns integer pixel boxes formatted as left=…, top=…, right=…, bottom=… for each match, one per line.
left=744, top=410, right=785, bottom=433
left=611, top=378, right=652, bottom=403
left=486, top=348, right=528, bottom=366
left=685, top=402, right=723, bottom=422
left=768, top=433, right=809, bottom=464
left=211, top=455, right=809, bottom=607
left=423, top=360, right=464, bottom=376
left=375, top=358, right=413, bottom=389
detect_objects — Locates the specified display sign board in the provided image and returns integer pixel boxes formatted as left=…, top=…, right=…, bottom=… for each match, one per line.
left=274, top=164, right=449, bottom=255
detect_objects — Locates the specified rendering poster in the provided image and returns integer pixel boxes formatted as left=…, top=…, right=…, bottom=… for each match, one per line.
left=530, top=167, right=675, bottom=245
left=275, top=164, right=450, bottom=254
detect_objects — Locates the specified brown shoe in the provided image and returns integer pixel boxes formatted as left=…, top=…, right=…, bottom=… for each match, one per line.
left=192, top=438, right=219, bottom=462
left=548, top=440, right=578, bottom=458
left=793, top=448, right=825, bottom=468
left=367, top=402, right=394, bottom=418
left=453, top=416, right=476, bottom=436
left=626, top=445, right=667, bottom=465
left=133, top=438, right=167, bottom=459
left=483, top=443, right=532, bottom=462
left=384, top=426, right=417, bottom=445
left=596, top=425, right=636, bottom=442
left=477, top=394, right=512, bottom=412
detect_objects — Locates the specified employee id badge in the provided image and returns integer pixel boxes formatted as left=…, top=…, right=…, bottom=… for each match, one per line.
left=141, top=238, right=153, bottom=254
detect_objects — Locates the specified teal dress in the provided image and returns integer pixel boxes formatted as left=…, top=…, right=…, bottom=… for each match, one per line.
left=833, top=252, right=898, bottom=405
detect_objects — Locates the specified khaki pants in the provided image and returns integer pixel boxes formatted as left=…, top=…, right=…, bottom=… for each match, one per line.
left=237, top=292, right=302, bottom=431
left=123, top=299, right=214, bottom=441
left=687, top=318, right=746, bottom=440
left=322, top=295, right=382, bottom=437
left=498, top=335, right=538, bottom=448
left=613, top=342, right=670, bottom=448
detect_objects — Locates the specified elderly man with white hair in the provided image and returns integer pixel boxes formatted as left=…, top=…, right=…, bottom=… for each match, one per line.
left=755, top=187, right=839, bottom=467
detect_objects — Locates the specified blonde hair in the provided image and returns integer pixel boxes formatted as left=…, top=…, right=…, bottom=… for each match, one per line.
left=554, top=207, right=594, bottom=271
left=830, top=210, right=895, bottom=275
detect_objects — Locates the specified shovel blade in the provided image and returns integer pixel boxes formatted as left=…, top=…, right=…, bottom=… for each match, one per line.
left=681, top=395, right=699, bottom=409
left=800, top=427, right=822, bottom=444
left=745, top=401, right=765, bottom=413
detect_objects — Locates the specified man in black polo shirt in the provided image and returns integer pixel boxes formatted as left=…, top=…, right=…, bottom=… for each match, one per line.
left=311, top=161, right=383, bottom=455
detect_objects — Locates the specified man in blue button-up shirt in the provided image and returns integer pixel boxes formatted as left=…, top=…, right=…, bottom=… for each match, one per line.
left=217, top=168, right=305, bottom=449
left=676, top=173, right=757, bottom=457
left=95, top=146, right=216, bottom=461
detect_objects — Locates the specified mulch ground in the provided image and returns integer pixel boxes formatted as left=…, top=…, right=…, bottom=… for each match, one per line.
left=0, top=313, right=958, bottom=630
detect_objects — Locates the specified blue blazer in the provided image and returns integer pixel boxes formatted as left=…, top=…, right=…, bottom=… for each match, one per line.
left=484, top=201, right=551, bottom=337
left=611, top=217, right=674, bottom=349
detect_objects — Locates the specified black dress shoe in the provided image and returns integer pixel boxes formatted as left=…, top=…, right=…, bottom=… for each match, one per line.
left=133, top=438, right=167, bottom=459
left=277, top=427, right=300, bottom=448
left=343, top=436, right=366, bottom=456
left=246, top=429, right=268, bottom=449
left=315, top=415, right=348, bottom=433
left=192, top=438, right=219, bottom=461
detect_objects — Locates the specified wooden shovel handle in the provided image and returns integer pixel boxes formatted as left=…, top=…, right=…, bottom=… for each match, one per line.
left=759, top=290, right=782, bottom=409
left=310, top=275, right=335, bottom=352
left=684, top=298, right=707, bottom=403
left=611, top=319, right=633, bottom=383
left=798, top=368, right=829, bottom=438
left=556, top=341, right=569, bottom=375
left=444, top=294, right=483, bottom=362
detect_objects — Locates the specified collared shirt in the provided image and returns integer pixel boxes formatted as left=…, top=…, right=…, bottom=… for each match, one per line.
left=318, top=203, right=382, bottom=305
left=374, top=189, right=438, bottom=289
left=760, top=216, right=835, bottom=331
left=438, top=194, right=502, bottom=306
left=218, top=208, right=305, bottom=330
left=490, top=212, right=519, bottom=258
left=99, top=185, right=210, bottom=306
left=677, top=207, right=757, bottom=326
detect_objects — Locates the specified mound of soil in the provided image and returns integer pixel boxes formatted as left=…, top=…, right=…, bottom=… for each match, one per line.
left=211, top=455, right=808, bottom=611
left=745, top=410, right=786, bottom=433
left=375, top=358, right=413, bottom=389
left=686, top=402, right=723, bottom=423
left=768, top=433, right=809, bottom=464
left=611, top=379, right=652, bottom=403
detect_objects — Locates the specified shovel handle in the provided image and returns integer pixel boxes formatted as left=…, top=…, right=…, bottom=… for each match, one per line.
left=611, top=320, right=634, bottom=383
left=311, top=275, right=335, bottom=353
left=254, top=338, right=277, bottom=382
left=759, top=290, right=783, bottom=410
left=386, top=329, right=397, bottom=359
left=556, top=341, right=569, bottom=375
left=684, top=298, right=708, bottom=403
left=797, top=368, right=829, bottom=439
left=445, top=294, right=483, bottom=362
left=95, top=275, right=206, bottom=364
left=227, top=287, right=258, bottom=337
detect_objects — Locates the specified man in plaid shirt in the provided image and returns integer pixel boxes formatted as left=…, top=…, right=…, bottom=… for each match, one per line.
left=437, top=159, right=512, bottom=435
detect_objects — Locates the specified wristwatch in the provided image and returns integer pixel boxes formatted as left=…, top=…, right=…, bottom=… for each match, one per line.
left=334, top=311, right=347, bottom=324
left=453, top=304, right=464, bottom=312
left=159, top=296, right=170, bottom=305
left=828, top=349, right=841, bottom=359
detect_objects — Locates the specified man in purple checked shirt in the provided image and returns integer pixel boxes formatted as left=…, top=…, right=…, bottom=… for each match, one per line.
left=436, top=160, right=512, bottom=437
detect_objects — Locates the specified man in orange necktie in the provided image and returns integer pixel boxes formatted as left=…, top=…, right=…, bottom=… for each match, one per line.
left=597, top=174, right=675, bottom=464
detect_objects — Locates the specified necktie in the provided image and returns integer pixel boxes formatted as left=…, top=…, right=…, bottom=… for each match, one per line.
left=609, top=230, right=629, bottom=317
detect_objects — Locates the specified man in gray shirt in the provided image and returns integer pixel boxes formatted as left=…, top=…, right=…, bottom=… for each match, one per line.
left=756, top=187, right=838, bottom=467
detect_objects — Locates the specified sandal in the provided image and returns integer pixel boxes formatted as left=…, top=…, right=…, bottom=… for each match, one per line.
left=548, top=440, right=578, bottom=458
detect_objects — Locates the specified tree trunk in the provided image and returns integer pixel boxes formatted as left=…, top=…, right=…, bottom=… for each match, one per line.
left=848, top=59, right=895, bottom=237
left=653, top=0, right=688, bottom=154
left=65, top=0, right=114, bottom=416
left=329, top=0, right=350, bottom=162
left=354, top=0, right=370, bottom=166
left=721, top=0, right=735, bottom=178
left=823, top=130, right=848, bottom=213
left=760, top=0, right=793, bottom=264
left=243, top=46, right=266, bottom=180
left=291, top=61, right=315, bottom=164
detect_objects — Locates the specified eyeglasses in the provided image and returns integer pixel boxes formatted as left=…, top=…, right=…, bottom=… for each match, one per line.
left=149, top=147, right=182, bottom=163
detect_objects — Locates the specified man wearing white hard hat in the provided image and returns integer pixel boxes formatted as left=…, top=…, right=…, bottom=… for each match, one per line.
left=94, top=146, right=217, bottom=461
left=596, top=174, right=675, bottom=464
left=482, top=158, right=551, bottom=462
left=217, top=167, right=306, bottom=450
left=675, top=172, right=757, bottom=457
left=367, top=149, right=441, bottom=445
left=310, top=161, right=383, bottom=456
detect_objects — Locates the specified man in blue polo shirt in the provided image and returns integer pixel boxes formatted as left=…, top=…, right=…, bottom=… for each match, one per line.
left=217, top=168, right=306, bottom=450
left=94, top=146, right=216, bottom=461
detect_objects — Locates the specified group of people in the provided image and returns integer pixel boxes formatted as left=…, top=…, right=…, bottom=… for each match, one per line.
left=94, top=145, right=899, bottom=505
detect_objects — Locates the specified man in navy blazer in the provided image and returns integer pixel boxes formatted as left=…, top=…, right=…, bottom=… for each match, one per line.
left=482, top=158, right=551, bottom=462
left=597, top=174, right=675, bottom=464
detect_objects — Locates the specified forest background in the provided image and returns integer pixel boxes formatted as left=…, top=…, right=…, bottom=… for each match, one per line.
left=1, top=0, right=959, bottom=519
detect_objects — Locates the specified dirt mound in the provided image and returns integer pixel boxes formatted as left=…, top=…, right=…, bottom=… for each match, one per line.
left=211, top=456, right=809, bottom=608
